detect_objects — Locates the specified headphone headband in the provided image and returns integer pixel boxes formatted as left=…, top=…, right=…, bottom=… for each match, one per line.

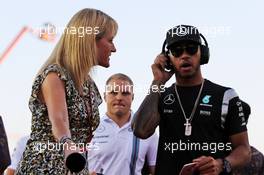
left=199, top=33, right=208, bottom=47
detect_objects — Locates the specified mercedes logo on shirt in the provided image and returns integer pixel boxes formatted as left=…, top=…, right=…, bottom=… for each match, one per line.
left=163, top=94, right=175, bottom=105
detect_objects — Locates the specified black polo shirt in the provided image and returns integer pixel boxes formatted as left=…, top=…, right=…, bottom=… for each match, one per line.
left=155, top=79, right=247, bottom=175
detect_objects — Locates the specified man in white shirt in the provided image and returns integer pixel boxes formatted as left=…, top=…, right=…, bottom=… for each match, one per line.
left=88, top=73, right=158, bottom=175
left=6, top=135, right=29, bottom=175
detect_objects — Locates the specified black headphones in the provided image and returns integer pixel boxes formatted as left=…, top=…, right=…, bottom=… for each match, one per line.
left=162, top=33, right=210, bottom=71
left=199, top=33, right=210, bottom=65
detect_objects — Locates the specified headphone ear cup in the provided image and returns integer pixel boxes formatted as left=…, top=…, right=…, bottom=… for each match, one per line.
left=200, top=45, right=210, bottom=65
left=165, top=50, right=169, bottom=58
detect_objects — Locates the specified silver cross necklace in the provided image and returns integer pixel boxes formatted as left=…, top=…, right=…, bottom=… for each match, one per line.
left=174, top=79, right=204, bottom=136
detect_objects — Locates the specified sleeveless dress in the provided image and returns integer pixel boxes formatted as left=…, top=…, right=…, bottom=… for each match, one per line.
left=16, top=64, right=102, bottom=174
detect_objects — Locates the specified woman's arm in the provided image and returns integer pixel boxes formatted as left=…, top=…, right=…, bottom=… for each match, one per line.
left=41, top=72, right=71, bottom=140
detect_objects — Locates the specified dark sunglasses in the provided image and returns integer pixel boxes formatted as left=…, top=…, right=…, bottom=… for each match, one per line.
left=169, top=44, right=199, bottom=57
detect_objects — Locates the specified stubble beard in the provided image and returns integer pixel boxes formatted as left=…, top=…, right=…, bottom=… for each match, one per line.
left=176, top=64, right=200, bottom=79
left=115, top=110, right=124, bottom=118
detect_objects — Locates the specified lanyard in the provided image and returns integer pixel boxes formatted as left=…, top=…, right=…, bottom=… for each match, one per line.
left=130, top=135, right=140, bottom=175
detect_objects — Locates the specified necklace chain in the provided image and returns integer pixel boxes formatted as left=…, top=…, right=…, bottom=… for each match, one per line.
left=174, top=79, right=204, bottom=123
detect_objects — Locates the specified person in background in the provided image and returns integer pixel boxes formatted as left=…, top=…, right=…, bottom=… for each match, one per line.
left=88, top=73, right=158, bottom=175
left=233, top=101, right=264, bottom=175
left=16, top=8, right=118, bottom=174
left=6, top=135, right=30, bottom=175
left=0, top=115, right=11, bottom=175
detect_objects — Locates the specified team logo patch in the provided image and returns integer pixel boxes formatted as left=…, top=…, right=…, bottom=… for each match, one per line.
left=164, top=109, right=173, bottom=113
left=164, top=94, right=175, bottom=105
left=202, top=95, right=211, bottom=104
left=200, top=110, right=211, bottom=116
left=96, top=125, right=105, bottom=133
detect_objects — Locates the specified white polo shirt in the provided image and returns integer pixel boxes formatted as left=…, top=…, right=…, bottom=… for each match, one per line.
left=8, top=135, right=30, bottom=170
left=88, top=113, right=159, bottom=175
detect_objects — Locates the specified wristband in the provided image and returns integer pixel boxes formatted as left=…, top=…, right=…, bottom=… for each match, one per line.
left=222, top=158, right=232, bottom=173
left=59, top=135, right=72, bottom=145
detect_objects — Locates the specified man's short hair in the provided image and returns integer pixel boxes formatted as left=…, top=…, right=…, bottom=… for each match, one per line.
left=105, top=73, right=133, bottom=86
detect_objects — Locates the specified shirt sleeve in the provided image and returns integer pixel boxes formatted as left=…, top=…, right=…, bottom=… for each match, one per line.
left=146, top=132, right=159, bottom=166
left=225, top=97, right=248, bottom=136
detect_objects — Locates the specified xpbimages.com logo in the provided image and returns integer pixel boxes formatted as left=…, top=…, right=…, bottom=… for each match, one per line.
left=104, top=82, right=166, bottom=95
left=168, top=25, right=199, bottom=37
left=164, top=140, right=232, bottom=154
left=32, top=141, right=100, bottom=153
left=166, top=25, right=231, bottom=38
left=37, top=23, right=100, bottom=38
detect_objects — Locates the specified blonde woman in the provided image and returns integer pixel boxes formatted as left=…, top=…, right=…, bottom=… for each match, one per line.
left=16, top=8, right=118, bottom=174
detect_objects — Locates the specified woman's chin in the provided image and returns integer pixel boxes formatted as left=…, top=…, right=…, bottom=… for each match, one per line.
left=98, top=63, right=110, bottom=68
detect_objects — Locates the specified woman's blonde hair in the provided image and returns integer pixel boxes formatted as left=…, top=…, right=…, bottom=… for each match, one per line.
left=39, top=8, right=118, bottom=89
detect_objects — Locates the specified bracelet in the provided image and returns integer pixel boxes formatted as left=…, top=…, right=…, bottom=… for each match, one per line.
left=59, top=135, right=72, bottom=145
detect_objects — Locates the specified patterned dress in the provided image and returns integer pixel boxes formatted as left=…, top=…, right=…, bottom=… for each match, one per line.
left=16, top=64, right=102, bottom=174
